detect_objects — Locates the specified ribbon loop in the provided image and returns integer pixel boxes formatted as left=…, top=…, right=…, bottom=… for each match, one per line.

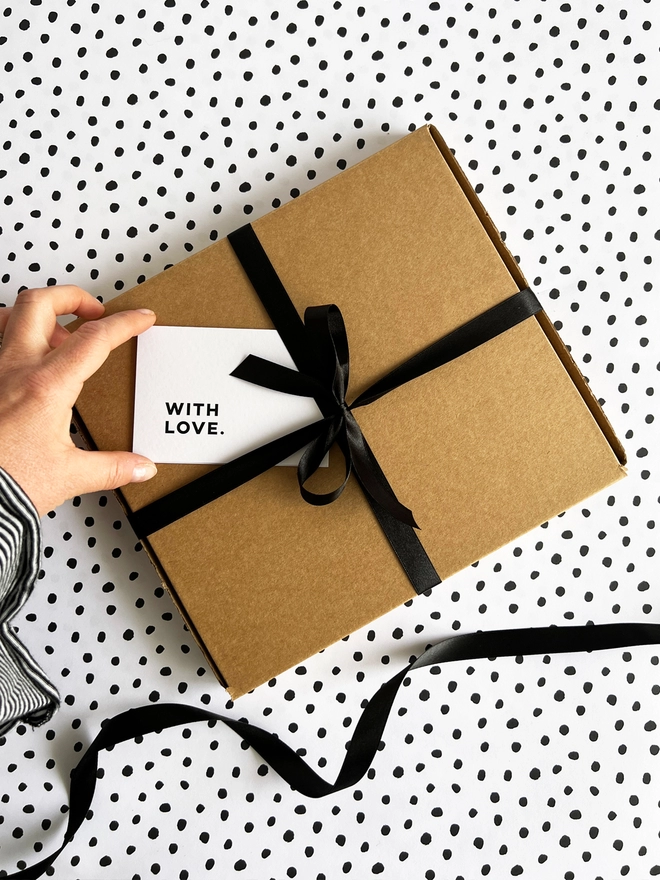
left=304, top=303, right=350, bottom=403
left=230, top=354, right=330, bottom=402
left=298, top=415, right=352, bottom=507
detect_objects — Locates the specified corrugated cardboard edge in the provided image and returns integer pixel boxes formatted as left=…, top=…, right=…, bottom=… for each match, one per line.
left=427, top=124, right=627, bottom=468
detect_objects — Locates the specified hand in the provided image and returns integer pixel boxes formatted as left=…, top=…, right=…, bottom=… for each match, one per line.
left=0, top=285, right=158, bottom=517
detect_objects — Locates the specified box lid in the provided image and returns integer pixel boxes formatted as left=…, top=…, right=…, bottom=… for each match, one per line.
left=72, top=125, right=625, bottom=697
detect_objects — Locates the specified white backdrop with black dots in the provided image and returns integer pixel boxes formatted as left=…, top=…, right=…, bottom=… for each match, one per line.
left=1, top=1, right=659, bottom=878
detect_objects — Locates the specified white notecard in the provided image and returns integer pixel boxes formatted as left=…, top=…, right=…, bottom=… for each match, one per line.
left=133, top=326, right=326, bottom=466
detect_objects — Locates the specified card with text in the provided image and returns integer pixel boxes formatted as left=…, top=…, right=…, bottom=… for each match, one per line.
left=133, top=326, right=326, bottom=466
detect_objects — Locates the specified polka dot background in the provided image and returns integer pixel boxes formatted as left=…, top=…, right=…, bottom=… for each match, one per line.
left=1, top=1, right=658, bottom=877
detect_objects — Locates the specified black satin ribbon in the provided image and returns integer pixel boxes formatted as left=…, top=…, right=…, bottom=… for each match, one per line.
left=128, top=223, right=542, bottom=595
left=232, top=302, right=420, bottom=528
left=6, top=621, right=660, bottom=880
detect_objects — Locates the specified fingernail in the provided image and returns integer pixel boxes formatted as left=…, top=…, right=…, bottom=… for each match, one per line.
left=136, top=308, right=155, bottom=315
left=132, top=462, right=158, bottom=482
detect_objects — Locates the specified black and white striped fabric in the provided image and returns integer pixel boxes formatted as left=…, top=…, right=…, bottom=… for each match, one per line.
left=0, top=466, right=59, bottom=736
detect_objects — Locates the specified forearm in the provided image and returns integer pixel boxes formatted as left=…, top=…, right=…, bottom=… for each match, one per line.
left=0, top=466, right=59, bottom=735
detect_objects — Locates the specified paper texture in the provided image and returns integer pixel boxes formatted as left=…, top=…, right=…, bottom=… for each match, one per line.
left=133, top=325, right=325, bottom=466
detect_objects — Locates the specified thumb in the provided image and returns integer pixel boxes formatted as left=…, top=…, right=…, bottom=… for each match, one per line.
left=69, top=448, right=158, bottom=496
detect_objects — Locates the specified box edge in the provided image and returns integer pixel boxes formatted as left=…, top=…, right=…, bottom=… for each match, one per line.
left=426, top=124, right=626, bottom=468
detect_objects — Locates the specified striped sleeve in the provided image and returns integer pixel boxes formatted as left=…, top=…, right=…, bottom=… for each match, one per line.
left=0, top=466, right=59, bottom=736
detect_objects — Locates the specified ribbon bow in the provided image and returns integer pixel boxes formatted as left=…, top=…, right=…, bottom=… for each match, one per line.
left=129, top=223, right=542, bottom=595
left=230, top=302, right=419, bottom=528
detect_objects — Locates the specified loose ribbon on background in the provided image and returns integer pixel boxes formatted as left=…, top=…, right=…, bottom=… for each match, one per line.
left=128, top=224, right=542, bottom=594
left=6, top=622, right=660, bottom=880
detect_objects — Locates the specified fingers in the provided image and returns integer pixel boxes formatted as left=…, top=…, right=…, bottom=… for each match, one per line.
left=68, top=447, right=158, bottom=500
left=46, top=308, right=156, bottom=394
left=49, top=323, right=71, bottom=348
left=0, top=308, right=71, bottom=348
left=1, top=286, right=105, bottom=359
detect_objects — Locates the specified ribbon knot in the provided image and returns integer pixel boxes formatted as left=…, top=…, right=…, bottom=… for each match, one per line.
left=230, top=302, right=420, bottom=529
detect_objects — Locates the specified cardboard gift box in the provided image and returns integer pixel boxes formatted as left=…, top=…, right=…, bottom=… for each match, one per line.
left=71, top=125, right=626, bottom=698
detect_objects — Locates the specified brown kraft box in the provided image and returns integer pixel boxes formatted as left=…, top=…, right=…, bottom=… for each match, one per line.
left=70, top=124, right=626, bottom=698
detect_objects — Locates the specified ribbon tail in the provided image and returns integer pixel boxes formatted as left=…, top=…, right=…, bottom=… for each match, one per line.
left=367, top=501, right=441, bottom=594
left=339, top=416, right=438, bottom=593
left=344, top=412, right=419, bottom=529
